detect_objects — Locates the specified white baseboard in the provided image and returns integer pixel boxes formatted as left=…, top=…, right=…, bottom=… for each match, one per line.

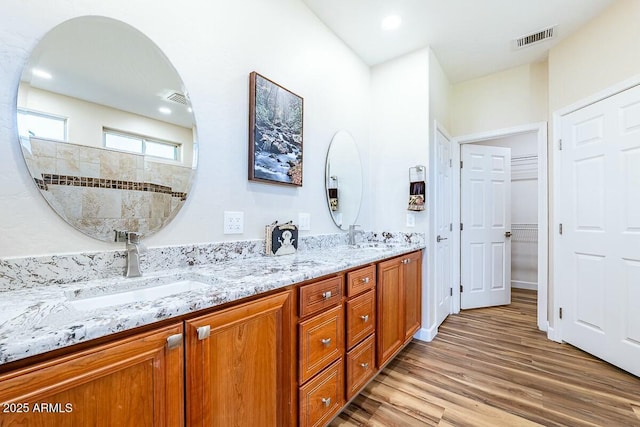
left=414, top=325, right=438, bottom=342
left=547, top=326, right=562, bottom=343
left=511, top=280, right=538, bottom=290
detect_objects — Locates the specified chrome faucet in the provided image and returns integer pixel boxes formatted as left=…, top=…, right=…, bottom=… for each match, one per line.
left=115, top=230, right=147, bottom=277
left=348, top=224, right=364, bottom=245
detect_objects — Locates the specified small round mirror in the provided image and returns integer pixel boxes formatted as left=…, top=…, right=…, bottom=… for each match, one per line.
left=325, top=130, right=363, bottom=230
left=17, top=16, right=197, bottom=242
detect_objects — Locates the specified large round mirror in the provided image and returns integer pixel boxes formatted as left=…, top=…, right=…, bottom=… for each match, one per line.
left=325, top=130, right=363, bottom=230
left=17, top=16, right=197, bottom=242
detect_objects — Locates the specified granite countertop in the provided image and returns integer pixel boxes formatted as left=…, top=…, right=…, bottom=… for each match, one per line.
left=0, top=242, right=424, bottom=365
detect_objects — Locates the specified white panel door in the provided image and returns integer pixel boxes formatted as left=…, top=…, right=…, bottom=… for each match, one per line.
left=559, top=84, right=640, bottom=376
left=461, top=144, right=511, bottom=309
left=435, top=127, right=453, bottom=326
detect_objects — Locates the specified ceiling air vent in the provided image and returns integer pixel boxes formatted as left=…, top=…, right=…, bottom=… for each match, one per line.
left=514, top=26, right=556, bottom=49
left=165, top=92, right=188, bottom=105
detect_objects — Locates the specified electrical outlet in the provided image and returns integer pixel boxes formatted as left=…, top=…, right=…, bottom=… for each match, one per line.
left=298, top=213, right=311, bottom=231
left=406, top=212, right=416, bottom=227
left=223, top=211, right=244, bottom=234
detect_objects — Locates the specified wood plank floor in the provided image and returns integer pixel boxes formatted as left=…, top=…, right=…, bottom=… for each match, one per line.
left=331, top=289, right=640, bottom=426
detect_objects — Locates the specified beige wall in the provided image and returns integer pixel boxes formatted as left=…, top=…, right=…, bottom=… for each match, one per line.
left=0, top=0, right=371, bottom=257
left=450, top=61, right=548, bottom=136
left=429, top=49, right=452, bottom=133
left=548, top=0, right=640, bottom=113
left=369, top=47, right=429, bottom=232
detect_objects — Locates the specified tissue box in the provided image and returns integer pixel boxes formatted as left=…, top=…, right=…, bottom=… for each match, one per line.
left=265, top=221, right=298, bottom=256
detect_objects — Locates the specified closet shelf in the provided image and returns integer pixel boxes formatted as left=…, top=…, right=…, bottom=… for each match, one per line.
left=511, top=223, right=538, bottom=243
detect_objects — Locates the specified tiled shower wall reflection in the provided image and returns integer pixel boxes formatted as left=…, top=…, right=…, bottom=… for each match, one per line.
left=21, top=137, right=192, bottom=239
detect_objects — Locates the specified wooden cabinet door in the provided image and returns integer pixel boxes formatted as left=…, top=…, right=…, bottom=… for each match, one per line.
left=403, top=251, right=422, bottom=343
left=376, top=257, right=404, bottom=368
left=0, top=323, right=184, bottom=427
left=186, top=291, right=294, bottom=427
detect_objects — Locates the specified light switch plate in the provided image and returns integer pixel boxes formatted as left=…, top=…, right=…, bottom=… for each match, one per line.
left=224, top=211, right=244, bottom=234
left=298, top=213, right=311, bottom=231
left=406, top=212, right=416, bottom=227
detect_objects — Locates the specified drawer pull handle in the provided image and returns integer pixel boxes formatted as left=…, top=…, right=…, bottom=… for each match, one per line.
left=166, top=333, right=183, bottom=350
left=322, top=291, right=332, bottom=300
left=320, top=338, right=332, bottom=346
left=402, top=259, right=410, bottom=264
left=360, top=314, right=369, bottom=322
left=197, top=325, right=211, bottom=340
left=360, top=362, right=369, bottom=369
left=361, top=277, right=370, bottom=284
left=321, top=397, right=331, bottom=407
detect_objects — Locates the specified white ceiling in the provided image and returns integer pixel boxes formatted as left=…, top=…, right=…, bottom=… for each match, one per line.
left=302, top=0, right=617, bottom=83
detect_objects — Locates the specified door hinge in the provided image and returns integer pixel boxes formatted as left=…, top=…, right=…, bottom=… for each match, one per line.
left=449, top=223, right=453, bottom=232
left=449, top=288, right=453, bottom=297
left=460, top=223, right=464, bottom=231
left=559, top=223, right=563, bottom=235
left=559, top=307, right=563, bottom=319
left=559, top=139, right=563, bottom=151
left=449, top=158, right=452, bottom=167
left=460, top=160, right=463, bottom=169
left=460, top=285, right=463, bottom=293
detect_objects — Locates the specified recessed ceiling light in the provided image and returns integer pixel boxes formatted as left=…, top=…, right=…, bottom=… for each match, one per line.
left=159, top=107, right=171, bottom=114
left=381, top=15, right=402, bottom=31
left=32, top=68, right=52, bottom=79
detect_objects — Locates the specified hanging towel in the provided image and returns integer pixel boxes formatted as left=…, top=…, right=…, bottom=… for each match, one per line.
left=408, top=181, right=425, bottom=211
left=328, top=188, right=339, bottom=211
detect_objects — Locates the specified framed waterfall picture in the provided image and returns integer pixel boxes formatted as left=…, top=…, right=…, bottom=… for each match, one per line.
left=248, top=72, right=304, bottom=186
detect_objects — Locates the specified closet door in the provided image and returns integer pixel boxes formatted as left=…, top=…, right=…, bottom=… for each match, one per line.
left=460, top=144, right=512, bottom=309
left=558, top=84, right=640, bottom=377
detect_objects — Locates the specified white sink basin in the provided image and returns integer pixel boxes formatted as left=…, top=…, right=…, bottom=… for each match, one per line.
left=66, top=280, right=210, bottom=311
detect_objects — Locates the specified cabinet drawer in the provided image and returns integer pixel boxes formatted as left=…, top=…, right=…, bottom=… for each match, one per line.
left=299, top=275, right=343, bottom=318
left=345, top=289, right=376, bottom=350
left=299, top=358, right=344, bottom=427
left=346, top=265, right=375, bottom=297
left=299, top=304, right=344, bottom=384
left=346, top=334, right=376, bottom=400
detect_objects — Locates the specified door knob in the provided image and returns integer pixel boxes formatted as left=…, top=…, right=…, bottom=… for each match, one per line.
left=505, top=231, right=512, bottom=238
left=437, top=235, right=448, bottom=243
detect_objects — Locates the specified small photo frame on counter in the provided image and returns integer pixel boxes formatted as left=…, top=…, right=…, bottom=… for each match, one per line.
left=265, top=221, right=298, bottom=256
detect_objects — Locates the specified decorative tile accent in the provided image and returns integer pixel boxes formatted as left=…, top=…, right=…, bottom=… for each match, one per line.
left=37, top=174, right=186, bottom=199
left=34, top=177, right=48, bottom=191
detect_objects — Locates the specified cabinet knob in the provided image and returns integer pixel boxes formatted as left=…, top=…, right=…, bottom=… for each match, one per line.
left=361, top=277, right=370, bottom=284
left=322, top=290, right=332, bottom=300
left=166, top=333, right=183, bottom=350
left=360, top=362, right=369, bottom=369
left=321, top=397, right=331, bottom=407
left=197, top=325, right=211, bottom=341
left=402, top=259, right=410, bottom=264
left=320, top=338, right=332, bottom=346
left=360, top=314, right=369, bottom=322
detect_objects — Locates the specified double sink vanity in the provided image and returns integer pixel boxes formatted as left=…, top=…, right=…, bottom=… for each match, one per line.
left=2, top=14, right=426, bottom=427
left=0, top=239, right=423, bottom=426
